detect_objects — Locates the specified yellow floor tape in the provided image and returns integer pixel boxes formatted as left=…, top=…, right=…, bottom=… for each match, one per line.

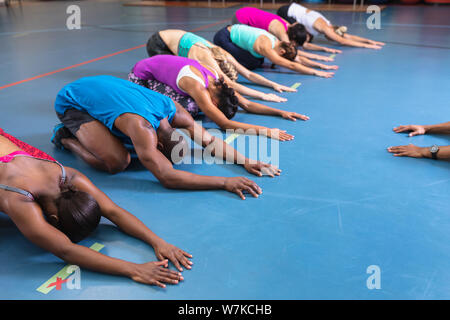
left=291, top=82, right=301, bottom=90
left=224, top=132, right=240, bottom=144
left=36, top=242, right=104, bottom=294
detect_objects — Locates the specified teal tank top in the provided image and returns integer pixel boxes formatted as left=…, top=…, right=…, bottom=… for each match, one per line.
left=178, top=32, right=212, bottom=57
left=230, top=24, right=277, bottom=58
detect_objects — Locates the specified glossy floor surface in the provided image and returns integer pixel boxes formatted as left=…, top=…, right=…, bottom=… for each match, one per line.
left=0, top=1, right=449, bottom=299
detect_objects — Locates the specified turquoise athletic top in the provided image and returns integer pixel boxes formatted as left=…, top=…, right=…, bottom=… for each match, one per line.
left=55, top=75, right=176, bottom=144
left=178, top=32, right=212, bottom=57
left=230, top=24, right=277, bottom=58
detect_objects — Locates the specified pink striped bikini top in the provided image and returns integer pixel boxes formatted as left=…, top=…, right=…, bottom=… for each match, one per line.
left=0, top=151, right=67, bottom=200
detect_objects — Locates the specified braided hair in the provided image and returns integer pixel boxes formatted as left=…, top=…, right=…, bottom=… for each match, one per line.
left=214, top=76, right=239, bottom=119
left=210, top=47, right=238, bottom=81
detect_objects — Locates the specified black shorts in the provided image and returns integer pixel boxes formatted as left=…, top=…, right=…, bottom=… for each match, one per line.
left=277, top=5, right=297, bottom=25
left=57, top=108, right=96, bottom=135
left=146, top=32, right=174, bottom=57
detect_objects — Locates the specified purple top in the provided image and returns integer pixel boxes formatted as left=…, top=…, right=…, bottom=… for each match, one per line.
left=132, top=55, right=217, bottom=96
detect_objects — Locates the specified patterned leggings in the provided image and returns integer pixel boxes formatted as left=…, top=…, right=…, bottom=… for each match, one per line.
left=128, top=72, right=200, bottom=118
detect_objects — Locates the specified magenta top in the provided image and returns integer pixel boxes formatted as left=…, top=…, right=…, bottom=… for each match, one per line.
left=132, top=55, right=217, bottom=96
left=0, top=150, right=31, bottom=163
left=235, top=7, right=289, bottom=32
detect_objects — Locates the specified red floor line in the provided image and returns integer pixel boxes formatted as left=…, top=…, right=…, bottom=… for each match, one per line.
left=0, top=18, right=231, bottom=91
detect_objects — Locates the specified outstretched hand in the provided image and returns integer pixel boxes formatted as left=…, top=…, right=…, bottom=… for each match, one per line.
left=244, top=161, right=281, bottom=178
left=387, top=144, right=428, bottom=158
left=313, top=55, right=334, bottom=62
left=130, top=260, right=183, bottom=288
left=393, top=125, right=426, bottom=137
left=262, top=93, right=287, bottom=103
left=154, top=240, right=193, bottom=272
left=267, top=128, right=294, bottom=141
left=224, top=176, right=262, bottom=200
left=321, top=64, right=339, bottom=70
left=273, top=84, right=297, bottom=93
left=315, top=71, right=334, bottom=78
left=369, top=40, right=385, bottom=46
left=325, top=48, right=342, bottom=54
left=281, top=111, right=310, bottom=121
left=365, top=44, right=382, bottom=50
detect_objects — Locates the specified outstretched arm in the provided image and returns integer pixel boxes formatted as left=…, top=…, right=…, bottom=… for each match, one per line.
left=321, top=27, right=382, bottom=49
left=198, top=51, right=286, bottom=102
left=121, top=115, right=264, bottom=199
left=295, top=55, right=338, bottom=70
left=296, top=49, right=336, bottom=62
left=303, top=41, right=342, bottom=53
left=70, top=169, right=192, bottom=271
left=388, top=144, right=450, bottom=160
left=228, top=78, right=287, bottom=103
left=173, top=106, right=282, bottom=182
left=344, top=33, right=385, bottom=46
left=187, top=82, right=294, bottom=141
left=393, top=122, right=450, bottom=136
left=226, top=52, right=296, bottom=93
left=261, top=45, right=334, bottom=78
left=235, top=91, right=310, bottom=122
left=8, top=200, right=182, bottom=287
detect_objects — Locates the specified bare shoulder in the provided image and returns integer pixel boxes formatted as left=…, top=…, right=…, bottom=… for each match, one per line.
left=1, top=192, right=40, bottom=220
left=314, top=18, right=332, bottom=33
left=159, top=29, right=185, bottom=53
left=254, top=35, right=272, bottom=52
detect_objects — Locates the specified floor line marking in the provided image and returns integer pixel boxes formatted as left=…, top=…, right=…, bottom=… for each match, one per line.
left=0, top=19, right=230, bottom=91
left=0, top=45, right=145, bottom=90
left=291, top=82, right=301, bottom=89
left=36, top=242, right=104, bottom=295
left=11, top=32, right=31, bottom=38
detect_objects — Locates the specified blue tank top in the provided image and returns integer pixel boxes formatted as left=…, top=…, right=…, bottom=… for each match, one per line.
left=230, top=24, right=277, bottom=58
left=54, top=76, right=176, bottom=143
left=178, top=32, right=212, bottom=58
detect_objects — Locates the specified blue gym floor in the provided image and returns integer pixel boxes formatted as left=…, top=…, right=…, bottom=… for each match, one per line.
left=0, top=1, right=449, bottom=300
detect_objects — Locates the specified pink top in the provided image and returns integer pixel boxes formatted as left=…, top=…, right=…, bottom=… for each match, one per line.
left=235, top=7, right=289, bottom=32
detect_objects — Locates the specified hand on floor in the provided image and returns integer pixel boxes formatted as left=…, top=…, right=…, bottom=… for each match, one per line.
left=387, top=144, right=429, bottom=158
left=262, top=93, right=287, bottom=102
left=267, top=128, right=294, bottom=141
left=130, top=260, right=183, bottom=288
left=154, top=240, right=193, bottom=272
left=393, top=125, right=426, bottom=137
left=281, top=111, right=309, bottom=121
left=273, top=84, right=297, bottom=93
left=315, top=70, right=334, bottom=78
left=224, top=176, right=263, bottom=200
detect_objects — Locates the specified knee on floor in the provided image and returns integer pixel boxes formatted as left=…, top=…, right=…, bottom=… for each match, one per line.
left=103, top=152, right=131, bottom=174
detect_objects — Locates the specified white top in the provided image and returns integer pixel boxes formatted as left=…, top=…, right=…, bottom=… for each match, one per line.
left=176, top=65, right=218, bottom=94
left=287, top=3, right=331, bottom=37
